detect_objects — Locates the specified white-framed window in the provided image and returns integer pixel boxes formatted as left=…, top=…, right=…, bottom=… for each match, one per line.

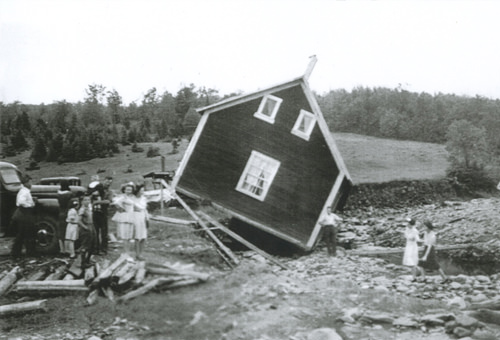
left=291, top=109, right=316, bottom=141
left=236, top=151, right=281, bottom=201
left=253, top=94, right=283, bottom=124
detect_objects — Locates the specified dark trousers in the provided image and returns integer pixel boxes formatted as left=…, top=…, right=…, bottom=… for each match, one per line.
left=93, top=212, right=108, bottom=252
left=323, top=225, right=338, bottom=256
left=11, top=207, right=37, bottom=257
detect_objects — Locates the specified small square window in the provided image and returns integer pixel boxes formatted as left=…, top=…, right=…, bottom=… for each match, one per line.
left=254, top=94, right=283, bottom=124
left=291, top=109, right=316, bottom=141
left=236, top=151, right=281, bottom=201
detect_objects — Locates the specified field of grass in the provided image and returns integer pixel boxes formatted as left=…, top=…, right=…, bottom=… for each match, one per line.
left=3, top=133, right=450, bottom=188
left=333, top=132, right=449, bottom=184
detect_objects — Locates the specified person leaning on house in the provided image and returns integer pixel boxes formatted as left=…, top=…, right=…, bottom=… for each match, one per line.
left=11, top=175, right=37, bottom=258
left=319, top=206, right=343, bottom=256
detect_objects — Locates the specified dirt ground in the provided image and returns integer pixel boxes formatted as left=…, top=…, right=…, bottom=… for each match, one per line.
left=1, top=203, right=500, bottom=340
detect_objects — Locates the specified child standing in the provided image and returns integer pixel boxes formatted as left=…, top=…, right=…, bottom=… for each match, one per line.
left=65, top=200, right=79, bottom=258
left=78, top=195, right=96, bottom=268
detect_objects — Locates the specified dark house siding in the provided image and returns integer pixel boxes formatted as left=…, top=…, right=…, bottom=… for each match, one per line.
left=178, top=85, right=339, bottom=245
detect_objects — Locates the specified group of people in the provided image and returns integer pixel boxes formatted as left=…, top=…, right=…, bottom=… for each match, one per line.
left=319, top=205, right=449, bottom=283
left=403, top=217, right=450, bottom=283
left=10, top=174, right=149, bottom=268
left=60, top=177, right=150, bottom=267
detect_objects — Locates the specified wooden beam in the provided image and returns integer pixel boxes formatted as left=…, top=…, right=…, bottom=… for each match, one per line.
left=173, top=191, right=240, bottom=266
left=0, top=299, right=47, bottom=316
left=0, top=266, right=20, bottom=296
left=198, top=211, right=290, bottom=270
left=146, top=264, right=210, bottom=281
left=16, top=279, right=88, bottom=292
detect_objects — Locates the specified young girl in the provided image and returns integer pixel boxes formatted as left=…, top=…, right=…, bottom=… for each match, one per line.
left=402, top=218, right=421, bottom=281
left=132, top=185, right=149, bottom=260
left=65, top=199, right=79, bottom=258
left=78, top=195, right=96, bottom=268
left=112, top=182, right=136, bottom=254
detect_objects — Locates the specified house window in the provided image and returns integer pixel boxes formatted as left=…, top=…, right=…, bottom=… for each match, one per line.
left=291, top=109, right=316, bottom=141
left=236, top=151, right=281, bottom=201
left=253, top=94, right=283, bottom=124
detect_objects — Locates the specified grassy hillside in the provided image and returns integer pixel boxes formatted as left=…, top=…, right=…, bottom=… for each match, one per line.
left=334, top=133, right=449, bottom=184
left=2, top=133, right=450, bottom=189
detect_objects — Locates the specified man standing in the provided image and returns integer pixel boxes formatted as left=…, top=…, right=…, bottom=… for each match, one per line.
left=319, top=206, right=343, bottom=257
left=89, top=176, right=113, bottom=254
left=11, top=175, right=37, bottom=257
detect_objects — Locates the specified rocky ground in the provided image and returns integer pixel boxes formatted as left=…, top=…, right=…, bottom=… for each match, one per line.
left=1, top=197, right=500, bottom=340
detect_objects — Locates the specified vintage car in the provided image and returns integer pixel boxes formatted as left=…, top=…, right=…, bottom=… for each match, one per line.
left=0, top=162, right=85, bottom=254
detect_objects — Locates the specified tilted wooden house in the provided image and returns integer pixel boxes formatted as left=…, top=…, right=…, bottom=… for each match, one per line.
left=172, top=58, right=352, bottom=251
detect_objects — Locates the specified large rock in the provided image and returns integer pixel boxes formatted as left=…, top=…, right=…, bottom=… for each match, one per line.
left=306, top=328, right=343, bottom=340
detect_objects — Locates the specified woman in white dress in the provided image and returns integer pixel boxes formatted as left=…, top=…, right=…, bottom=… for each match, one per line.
left=132, top=185, right=148, bottom=260
left=402, top=218, right=421, bottom=280
left=112, top=182, right=136, bottom=254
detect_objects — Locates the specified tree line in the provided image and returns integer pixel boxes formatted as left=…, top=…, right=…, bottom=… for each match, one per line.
left=0, top=84, right=230, bottom=163
left=1, top=84, right=499, bottom=189
left=317, top=86, right=500, bottom=188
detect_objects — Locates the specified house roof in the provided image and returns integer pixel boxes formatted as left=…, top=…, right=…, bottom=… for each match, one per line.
left=194, top=71, right=352, bottom=183
left=196, top=75, right=305, bottom=115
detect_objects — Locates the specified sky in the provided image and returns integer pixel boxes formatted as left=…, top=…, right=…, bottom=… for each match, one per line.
left=1, top=0, right=499, bottom=105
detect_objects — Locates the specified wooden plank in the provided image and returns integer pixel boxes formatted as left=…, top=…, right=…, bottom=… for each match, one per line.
left=0, top=266, right=20, bottom=296
left=45, top=264, right=68, bottom=281
left=146, top=264, right=210, bottom=281
left=150, top=215, right=196, bottom=225
left=351, top=243, right=484, bottom=257
left=93, top=253, right=130, bottom=283
left=173, top=191, right=239, bottom=266
left=117, top=277, right=176, bottom=303
left=198, top=211, right=290, bottom=270
left=0, top=299, right=47, bottom=316
left=16, top=279, right=88, bottom=292
left=134, top=261, right=146, bottom=286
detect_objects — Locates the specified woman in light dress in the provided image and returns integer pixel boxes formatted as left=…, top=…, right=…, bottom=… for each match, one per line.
left=132, top=185, right=149, bottom=260
left=402, top=218, right=421, bottom=281
left=112, top=182, right=136, bottom=254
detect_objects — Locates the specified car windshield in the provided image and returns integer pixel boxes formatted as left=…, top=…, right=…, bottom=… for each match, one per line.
left=0, top=168, right=21, bottom=184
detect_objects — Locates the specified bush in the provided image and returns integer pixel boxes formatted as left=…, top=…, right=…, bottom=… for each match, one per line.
left=131, top=143, right=143, bottom=153
left=446, top=164, right=496, bottom=193
left=146, top=146, right=160, bottom=158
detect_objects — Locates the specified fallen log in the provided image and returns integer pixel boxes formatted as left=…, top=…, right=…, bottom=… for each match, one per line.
left=67, top=257, right=83, bottom=278
left=198, top=211, right=290, bottom=270
left=173, top=191, right=239, bottom=266
left=0, top=299, right=47, bottom=316
left=94, top=253, right=130, bottom=283
left=0, top=269, right=8, bottom=281
left=101, top=286, right=115, bottom=302
left=62, top=273, right=75, bottom=280
left=45, top=264, right=68, bottom=281
left=16, top=279, right=88, bottom=293
left=133, top=261, right=146, bottom=286
left=117, top=263, right=138, bottom=285
left=0, top=266, right=20, bottom=296
left=112, top=262, right=135, bottom=281
left=25, top=268, right=47, bottom=282
left=84, top=266, right=96, bottom=282
left=146, top=264, right=210, bottom=281
left=161, top=278, right=200, bottom=290
left=468, top=309, right=500, bottom=326
left=469, top=299, right=500, bottom=311
left=150, top=215, right=196, bottom=225
left=86, top=289, right=99, bottom=306
left=117, top=277, right=176, bottom=303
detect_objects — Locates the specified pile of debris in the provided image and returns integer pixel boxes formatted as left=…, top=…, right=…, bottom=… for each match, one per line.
left=0, top=253, right=210, bottom=316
